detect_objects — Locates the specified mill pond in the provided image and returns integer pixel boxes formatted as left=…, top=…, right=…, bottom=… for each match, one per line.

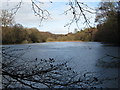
left=2, top=42, right=120, bottom=88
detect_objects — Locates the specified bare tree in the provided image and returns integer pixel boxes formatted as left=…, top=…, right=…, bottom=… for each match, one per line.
left=5, top=0, right=50, bottom=25
left=31, top=0, right=50, bottom=25
left=64, top=0, right=95, bottom=31
left=2, top=46, right=102, bottom=89
left=4, top=0, right=95, bottom=28
left=1, top=10, right=15, bottom=27
left=96, top=54, right=120, bottom=68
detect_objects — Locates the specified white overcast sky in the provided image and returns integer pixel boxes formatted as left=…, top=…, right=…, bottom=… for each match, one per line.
left=1, top=0, right=102, bottom=34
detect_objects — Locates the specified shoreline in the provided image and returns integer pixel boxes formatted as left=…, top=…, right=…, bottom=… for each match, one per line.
left=2, top=40, right=83, bottom=45
left=46, top=40, right=83, bottom=42
left=2, top=41, right=119, bottom=46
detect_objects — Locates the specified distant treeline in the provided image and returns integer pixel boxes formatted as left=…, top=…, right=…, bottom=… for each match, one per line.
left=1, top=24, right=98, bottom=44
left=1, top=22, right=119, bottom=44
left=2, top=24, right=54, bottom=44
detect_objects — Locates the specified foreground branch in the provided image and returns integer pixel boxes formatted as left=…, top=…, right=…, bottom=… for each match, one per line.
left=2, top=47, right=102, bottom=89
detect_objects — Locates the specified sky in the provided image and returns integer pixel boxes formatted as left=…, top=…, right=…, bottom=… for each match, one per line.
left=1, top=0, right=101, bottom=34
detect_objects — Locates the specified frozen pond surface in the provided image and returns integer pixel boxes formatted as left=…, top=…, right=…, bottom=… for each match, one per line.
left=3, top=42, right=120, bottom=88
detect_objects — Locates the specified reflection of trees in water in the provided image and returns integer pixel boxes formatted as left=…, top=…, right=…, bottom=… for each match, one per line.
left=2, top=46, right=104, bottom=89
left=96, top=54, right=120, bottom=68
